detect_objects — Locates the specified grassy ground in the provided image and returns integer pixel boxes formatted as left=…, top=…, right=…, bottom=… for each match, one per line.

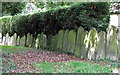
left=33, top=61, right=113, bottom=73
left=0, top=45, right=118, bottom=73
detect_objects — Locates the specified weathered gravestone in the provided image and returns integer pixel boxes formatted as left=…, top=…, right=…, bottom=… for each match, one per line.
left=40, top=33, right=47, bottom=49
left=57, top=30, right=64, bottom=51
left=5, top=33, right=9, bottom=45
left=87, top=28, right=98, bottom=60
left=8, top=36, right=12, bottom=46
left=79, top=31, right=88, bottom=59
left=47, top=35, right=53, bottom=50
left=35, top=34, right=40, bottom=49
left=96, top=31, right=106, bottom=60
left=68, top=30, right=76, bottom=54
left=49, top=36, right=55, bottom=50
left=17, top=36, right=20, bottom=46
left=20, top=35, right=26, bottom=47
left=54, top=34, right=58, bottom=50
left=63, top=29, right=69, bottom=53
left=2, top=37, right=6, bottom=45
left=12, top=33, right=17, bottom=46
left=0, top=33, right=2, bottom=45
left=106, top=26, right=118, bottom=60
left=75, top=27, right=84, bottom=57
left=26, top=33, right=30, bottom=47
left=32, top=37, right=36, bottom=48
left=118, top=30, right=120, bottom=61
left=29, top=34, right=33, bottom=47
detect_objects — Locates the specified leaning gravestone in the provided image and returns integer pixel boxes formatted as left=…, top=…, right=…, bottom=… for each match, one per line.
left=63, top=29, right=69, bottom=53
left=20, top=35, right=26, bottom=47
left=17, top=36, right=20, bottom=46
left=26, top=33, right=30, bottom=47
left=106, top=26, right=118, bottom=60
left=68, top=30, right=76, bottom=54
left=87, top=28, right=98, bottom=60
left=57, top=30, right=64, bottom=51
left=75, top=27, right=84, bottom=57
left=96, top=31, right=106, bottom=60
left=12, top=33, right=17, bottom=46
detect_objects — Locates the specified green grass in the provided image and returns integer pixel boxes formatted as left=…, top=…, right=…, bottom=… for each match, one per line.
left=33, top=61, right=113, bottom=73
left=0, top=45, right=30, bottom=53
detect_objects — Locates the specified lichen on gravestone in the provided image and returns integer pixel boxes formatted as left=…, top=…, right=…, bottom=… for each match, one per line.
left=63, top=29, right=69, bottom=53
left=96, top=31, right=106, bottom=60
left=106, top=26, right=118, bottom=60
left=57, top=30, right=64, bottom=51
left=87, top=28, right=98, bottom=60
left=20, top=35, right=26, bottom=47
left=75, top=27, right=84, bottom=57
left=26, top=33, right=30, bottom=47
left=68, top=30, right=76, bottom=54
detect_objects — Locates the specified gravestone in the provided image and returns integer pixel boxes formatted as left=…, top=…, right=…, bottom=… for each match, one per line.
left=35, top=34, right=40, bottom=49
left=118, top=30, right=120, bottom=61
left=17, top=36, right=20, bottom=46
left=32, top=37, right=36, bottom=48
left=20, top=35, right=26, bottom=47
left=47, top=35, right=53, bottom=50
left=12, top=33, right=17, bottom=46
left=5, top=33, right=9, bottom=45
left=53, top=34, right=58, bottom=50
left=96, top=31, right=106, bottom=60
left=10, top=36, right=14, bottom=46
left=8, top=36, right=12, bottom=46
left=57, top=30, right=64, bottom=51
left=87, top=28, right=98, bottom=60
left=0, top=33, right=2, bottom=45
left=2, top=37, right=6, bottom=45
left=41, top=34, right=47, bottom=49
left=75, top=27, right=84, bottom=56
left=106, top=26, right=118, bottom=60
left=79, top=31, right=88, bottom=59
left=63, top=29, right=69, bottom=52
left=29, top=34, right=33, bottom=47
left=68, top=30, right=76, bottom=54
left=49, top=36, right=55, bottom=50
left=26, top=33, right=30, bottom=47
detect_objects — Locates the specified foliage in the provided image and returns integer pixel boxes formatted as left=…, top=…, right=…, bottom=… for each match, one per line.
left=1, top=2, right=110, bottom=37
left=2, top=2, right=26, bottom=16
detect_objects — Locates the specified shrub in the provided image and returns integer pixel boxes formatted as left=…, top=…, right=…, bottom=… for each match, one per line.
left=1, top=2, right=110, bottom=37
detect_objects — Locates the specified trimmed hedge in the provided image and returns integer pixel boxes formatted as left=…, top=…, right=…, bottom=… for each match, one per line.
left=1, top=2, right=110, bottom=37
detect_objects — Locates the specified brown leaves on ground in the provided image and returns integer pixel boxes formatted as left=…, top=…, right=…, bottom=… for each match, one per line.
left=5, top=50, right=82, bottom=73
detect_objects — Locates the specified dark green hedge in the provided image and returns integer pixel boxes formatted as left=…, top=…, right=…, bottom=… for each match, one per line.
left=1, top=2, right=110, bottom=37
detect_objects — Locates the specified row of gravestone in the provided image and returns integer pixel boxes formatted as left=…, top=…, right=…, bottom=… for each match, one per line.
left=0, top=32, right=47, bottom=49
left=0, top=25, right=119, bottom=60
left=46, top=26, right=119, bottom=60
